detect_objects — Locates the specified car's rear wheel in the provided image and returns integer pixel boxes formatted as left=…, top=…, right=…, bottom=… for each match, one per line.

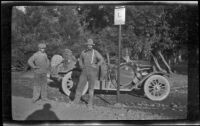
left=110, top=63, right=135, bottom=88
left=62, top=71, right=88, bottom=96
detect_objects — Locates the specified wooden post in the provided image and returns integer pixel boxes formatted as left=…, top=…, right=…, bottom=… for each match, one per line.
left=117, top=25, right=121, bottom=103
left=114, top=6, right=125, bottom=104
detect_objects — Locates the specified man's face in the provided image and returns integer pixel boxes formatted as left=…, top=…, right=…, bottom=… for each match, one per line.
left=87, top=44, right=93, bottom=50
left=39, top=48, right=45, bottom=53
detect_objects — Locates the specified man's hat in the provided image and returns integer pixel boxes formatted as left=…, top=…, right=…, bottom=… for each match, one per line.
left=64, top=48, right=72, bottom=54
left=85, top=39, right=95, bottom=45
left=38, top=43, right=46, bottom=49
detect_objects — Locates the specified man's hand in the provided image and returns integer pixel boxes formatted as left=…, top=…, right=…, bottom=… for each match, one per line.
left=80, top=65, right=85, bottom=69
left=47, top=73, right=50, bottom=78
left=92, top=64, right=99, bottom=69
left=33, top=66, right=39, bottom=69
left=92, top=65, right=96, bottom=68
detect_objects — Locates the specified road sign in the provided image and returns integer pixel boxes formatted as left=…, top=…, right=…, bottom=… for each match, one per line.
left=114, top=6, right=125, bottom=25
left=114, top=6, right=126, bottom=103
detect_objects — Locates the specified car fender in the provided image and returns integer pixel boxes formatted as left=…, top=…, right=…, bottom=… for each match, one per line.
left=135, top=71, right=170, bottom=88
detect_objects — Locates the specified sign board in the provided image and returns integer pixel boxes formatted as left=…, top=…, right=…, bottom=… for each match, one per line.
left=114, top=6, right=125, bottom=25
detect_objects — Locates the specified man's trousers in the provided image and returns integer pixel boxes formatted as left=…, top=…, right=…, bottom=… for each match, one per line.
left=73, top=67, right=98, bottom=105
left=32, top=73, right=48, bottom=101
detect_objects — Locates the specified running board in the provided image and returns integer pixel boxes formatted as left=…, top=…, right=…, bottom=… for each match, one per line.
left=95, top=88, right=132, bottom=91
left=94, top=81, right=135, bottom=92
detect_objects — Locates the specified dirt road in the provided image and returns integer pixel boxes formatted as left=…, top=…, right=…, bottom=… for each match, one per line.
left=11, top=71, right=187, bottom=120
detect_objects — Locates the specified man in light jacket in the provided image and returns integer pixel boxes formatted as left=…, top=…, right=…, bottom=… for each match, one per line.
left=72, top=39, right=104, bottom=109
left=28, top=43, right=50, bottom=103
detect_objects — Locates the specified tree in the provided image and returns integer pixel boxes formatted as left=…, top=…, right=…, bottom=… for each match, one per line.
left=12, top=5, right=194, bottom=74
left=12, top=6, right=84, bottom=69
left=76, top=5, right=193, bottom=74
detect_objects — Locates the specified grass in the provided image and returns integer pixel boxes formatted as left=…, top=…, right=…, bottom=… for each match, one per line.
left=171, top=62, right=188, bottom=75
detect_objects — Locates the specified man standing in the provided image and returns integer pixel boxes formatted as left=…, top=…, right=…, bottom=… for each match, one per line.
left=28, top=43, right=50, bottom=103
left=72, top=39, right=104, bottom=109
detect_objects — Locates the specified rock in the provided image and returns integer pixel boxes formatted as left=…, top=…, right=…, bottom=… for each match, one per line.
left=119, top=113, right=125, bottom=117
left=124, top=102, right=129, bottom=106
left=161, top=104, right=165, bottom=107
left=122, top=104, right=127, bottom=108
left=114, top=103, right=127, bottom=108
left=129, top=102, right=135, bottom=106
left=156, top=103, right=161, bottom=107
left=55, top=97, right=59, bottom=101
left=170, top=103, right=178, bottom=108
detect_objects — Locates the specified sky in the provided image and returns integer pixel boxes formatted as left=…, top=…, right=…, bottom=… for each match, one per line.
left=16, top=6, right=26, bottom=13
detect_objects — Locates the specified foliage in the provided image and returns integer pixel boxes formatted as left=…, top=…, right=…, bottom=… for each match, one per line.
left=12, top=6, right=84, bottom=68
left=77, top=5, right=174, bottom=60
left=12, top=5, right=197, bottom=69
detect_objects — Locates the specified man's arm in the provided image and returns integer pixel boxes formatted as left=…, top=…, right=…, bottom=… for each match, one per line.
left=79, top=52, right=84, bottom=69
left=45, top=54, right=50, bottom=71
left=95, top=51, right=104, bottom=66
left=45, top=54, right=49, bottom=65
left=71, top=55, right=77, bottom=62
left=28, top=54, right=37, bottom=69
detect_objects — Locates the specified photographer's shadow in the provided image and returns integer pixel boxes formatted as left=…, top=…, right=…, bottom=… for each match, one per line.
left=26, top=103, right=59, bottom=120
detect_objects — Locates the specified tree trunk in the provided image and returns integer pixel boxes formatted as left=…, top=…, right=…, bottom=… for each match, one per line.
left=178, top=54, right=182, bottom=63
left=152, top=65, right=157, bottom=72
left=106, top=52, right=110, bottom=66
left=152, top=53, right=166, bottom=73
left=158, top=50, right=173, bottom=74
left=168, top=58, right=171, bottom=67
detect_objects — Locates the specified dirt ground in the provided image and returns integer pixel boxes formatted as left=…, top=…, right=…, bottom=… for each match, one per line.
left=11, top=70, right=188, bottom=120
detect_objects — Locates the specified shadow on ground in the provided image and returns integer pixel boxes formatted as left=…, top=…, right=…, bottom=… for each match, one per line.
left=48, top=77, right=61, bottom=89
left=25, top=103, right=59, bottom=120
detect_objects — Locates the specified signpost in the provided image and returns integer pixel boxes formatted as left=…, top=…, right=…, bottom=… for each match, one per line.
left=114, top=6, right=125, bottom=25
left=114, top=6, right=125, bottom=103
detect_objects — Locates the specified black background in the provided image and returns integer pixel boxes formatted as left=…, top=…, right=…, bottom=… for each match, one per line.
left=1, top=1, right=199, bottom=125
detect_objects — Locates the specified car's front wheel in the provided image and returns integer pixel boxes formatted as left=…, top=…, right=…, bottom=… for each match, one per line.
left=144, top=75, right=170, bottom=101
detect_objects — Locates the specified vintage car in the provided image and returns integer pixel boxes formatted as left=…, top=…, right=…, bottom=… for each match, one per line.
left=49, top=55, right=171, bottom=101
